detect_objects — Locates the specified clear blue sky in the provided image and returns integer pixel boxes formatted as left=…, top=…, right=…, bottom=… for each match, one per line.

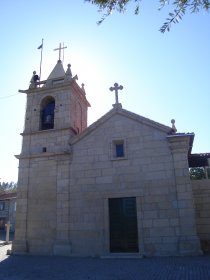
left=0, top=1, right=209, bottom=182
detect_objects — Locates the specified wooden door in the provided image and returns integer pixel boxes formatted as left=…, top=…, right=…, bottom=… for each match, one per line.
left=109, top=197, right=139, bottom=252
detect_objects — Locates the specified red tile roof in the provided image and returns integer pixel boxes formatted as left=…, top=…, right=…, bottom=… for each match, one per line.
left=0, top=192, right=17, bottom=200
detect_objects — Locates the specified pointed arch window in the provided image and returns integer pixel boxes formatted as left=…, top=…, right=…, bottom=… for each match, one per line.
left=40, top=97, right=55, bottom=130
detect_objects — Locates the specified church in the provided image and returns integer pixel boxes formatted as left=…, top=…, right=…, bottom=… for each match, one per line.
left=12, top=45, right=209, bottom=257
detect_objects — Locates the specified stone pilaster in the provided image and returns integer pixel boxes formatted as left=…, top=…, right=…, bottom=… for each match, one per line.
left=12, top=159, right=29, bottom=254
left=53, top=154, right=71, bottom=256
left=167, top=134, right=202, bottom=255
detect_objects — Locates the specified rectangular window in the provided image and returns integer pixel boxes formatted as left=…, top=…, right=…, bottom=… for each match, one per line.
left=111, top=139, right=127, bottom=160
left=0, top=202, right=5, bottom=211
left=116, top=143, right=124, bottom=157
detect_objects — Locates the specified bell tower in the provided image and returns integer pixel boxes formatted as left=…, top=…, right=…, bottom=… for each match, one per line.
left=24, top=60, right=90, bottom=136
left=13, top=54, right=90, bottom=255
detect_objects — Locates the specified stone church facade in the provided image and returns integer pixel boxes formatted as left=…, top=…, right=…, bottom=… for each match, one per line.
left=12, top=54, right=205, bottom=257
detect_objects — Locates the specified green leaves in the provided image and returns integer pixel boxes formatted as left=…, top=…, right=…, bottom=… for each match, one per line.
left=189, top=167, right=206, bottom=180
left=160, top=8, right=186, bottom=33
left=0, top=182, right=17, bottom=193
left=159, top=0, right=210, bottom=32
left=85, top=0, right=141, bottom=24
left=85, top=0, right=210, bottom=32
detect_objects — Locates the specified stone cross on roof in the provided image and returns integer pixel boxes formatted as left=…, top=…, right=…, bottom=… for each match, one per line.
left=54, top=43, right=67, bottom=61
left=109, top=83, right=123, bottom=105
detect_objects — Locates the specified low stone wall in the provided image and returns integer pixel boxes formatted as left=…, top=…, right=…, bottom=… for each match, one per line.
left=192, top=179, right=210, bottom=253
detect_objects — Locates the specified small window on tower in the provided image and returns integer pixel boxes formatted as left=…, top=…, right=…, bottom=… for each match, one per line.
left=111, top=139, right=127, bottom=160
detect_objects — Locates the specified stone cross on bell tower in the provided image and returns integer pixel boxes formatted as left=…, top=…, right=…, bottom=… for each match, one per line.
left=54, top=43, right=67, bottom=61
left=109, top=82, right=123, bottom=109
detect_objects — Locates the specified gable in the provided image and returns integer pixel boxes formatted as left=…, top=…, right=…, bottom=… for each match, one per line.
left=70, top=110, right=172, bottom=172
left=70, top=107, right=171, bottom=146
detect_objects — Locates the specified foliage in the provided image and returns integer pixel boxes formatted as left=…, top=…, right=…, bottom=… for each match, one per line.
left=189, top=167, right=206, bottom=180
left=85, top=0, right=210, bottom=32
left=0, top=182, right=17, bottom=193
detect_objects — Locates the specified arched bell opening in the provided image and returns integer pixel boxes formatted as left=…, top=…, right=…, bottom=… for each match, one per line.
left=40, top=96, right=55, bottom=130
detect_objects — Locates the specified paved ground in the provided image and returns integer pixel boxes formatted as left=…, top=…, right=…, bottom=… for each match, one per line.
left=1, top=232, right=210, bottom=280
left=1, top=252, right=210, bottom=280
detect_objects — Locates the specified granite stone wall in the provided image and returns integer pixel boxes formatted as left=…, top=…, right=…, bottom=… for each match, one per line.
left=192, top=179, right=210, bottom=253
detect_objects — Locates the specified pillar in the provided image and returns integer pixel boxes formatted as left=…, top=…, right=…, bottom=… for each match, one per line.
left=167, top=134, right=202, bottom=255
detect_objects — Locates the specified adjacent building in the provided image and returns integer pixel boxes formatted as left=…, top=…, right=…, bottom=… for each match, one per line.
left=0, top=192, right=16, bottom=232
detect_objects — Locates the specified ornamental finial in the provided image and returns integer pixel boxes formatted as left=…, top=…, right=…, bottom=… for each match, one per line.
left=65, top=64, right=72, bottom=77
left=171, top=119, right=177, bottom=133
